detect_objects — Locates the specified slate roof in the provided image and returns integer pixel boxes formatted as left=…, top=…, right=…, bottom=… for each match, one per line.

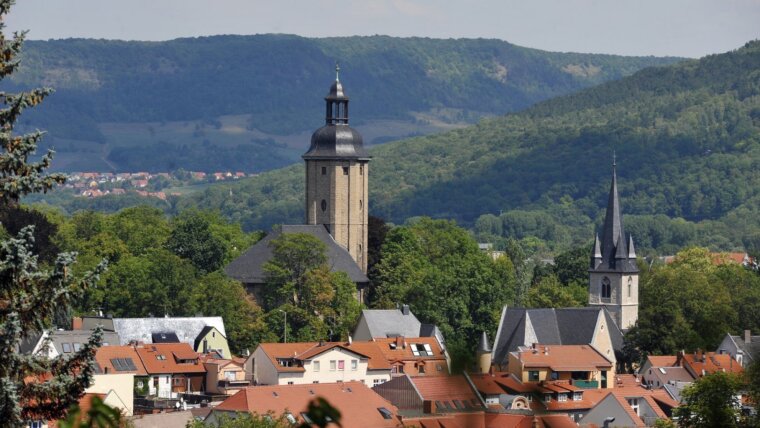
left=225, top=225, right=368, bottom=284
left=50, top=330, right=121, bottom=355
left=112, top=316, right=226, bottom=347
left=728, top=334, right=760, bottom=365
left=358, top=308, right=423, bottom=339
left=589, top=164, right=638, bottom=273
left=492, top=307, right=623, bottom=367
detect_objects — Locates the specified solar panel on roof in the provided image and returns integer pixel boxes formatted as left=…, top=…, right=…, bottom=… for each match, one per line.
left=444, top=401, right=453, bottom=410
left=124, top=358, right=137, bottom=371
left=110, top=358, right=124, bottom=371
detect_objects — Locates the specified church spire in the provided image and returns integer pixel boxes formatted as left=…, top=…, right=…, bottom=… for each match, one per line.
left=593, top=158, right=638, bottom=273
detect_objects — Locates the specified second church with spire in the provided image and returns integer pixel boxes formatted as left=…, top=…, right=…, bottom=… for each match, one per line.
left=588, top=160, right=639, bottom=330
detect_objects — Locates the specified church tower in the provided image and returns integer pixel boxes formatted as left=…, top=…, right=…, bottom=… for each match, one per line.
left=303, top=66, right=370, bottom=273
left=589, top=160, right=639, bottom=330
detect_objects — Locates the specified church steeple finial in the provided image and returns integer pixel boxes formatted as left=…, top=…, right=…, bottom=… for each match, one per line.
left=592, top=160, right=637, bottom=273
left=335, top=62, right=340, bottom=82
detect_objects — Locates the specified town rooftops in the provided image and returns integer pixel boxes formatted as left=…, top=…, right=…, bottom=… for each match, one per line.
left=513, top=344, right=613, bottom=371
left=49, top=330, right=121, bottom=355
left=133, top=343, right=205, bottom=374
left=225, top=225, right=368, bottom=284
left=355, top=307, right=423, bottom=339
left=214, top=382, right=400, bottom=427
left=725, top=331, right=760, bottom=365
left=410, top=375, right=485, bottom=412
left=112, top=316, right=226, bottom=347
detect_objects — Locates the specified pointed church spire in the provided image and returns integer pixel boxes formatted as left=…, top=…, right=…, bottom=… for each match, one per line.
left=591, top=233, right=602, bottom=268
left=477, top=331, right=492, bottom=353
left=601, top=157, right=625, bottom=263
left=615, top=230, right=627, bottom=259
left=628, top=234, right=637, bottom=258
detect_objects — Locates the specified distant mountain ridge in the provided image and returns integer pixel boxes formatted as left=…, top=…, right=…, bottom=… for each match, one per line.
left=171, top=40, right=760, bottom=253
left=4, top=34, right=680, bottom=172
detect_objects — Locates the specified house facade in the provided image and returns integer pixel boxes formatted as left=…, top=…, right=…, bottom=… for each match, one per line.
left=250, top=342, right=392, bottom=386
left=134, top=343, right=205, bottom=398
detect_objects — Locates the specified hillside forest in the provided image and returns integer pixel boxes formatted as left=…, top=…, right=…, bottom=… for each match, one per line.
left=3, top=35, right=679, bottom=172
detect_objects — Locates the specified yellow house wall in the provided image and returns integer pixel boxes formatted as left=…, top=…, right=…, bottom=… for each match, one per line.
left=195, top=327, right=232, bottom=359
left=86, top=373, right=135, bottom=416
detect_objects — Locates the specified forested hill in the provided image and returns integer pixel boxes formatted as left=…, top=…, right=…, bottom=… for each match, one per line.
left=5, top=35, right=678, bottom=172
left=175, top=41, right=760, bottom=254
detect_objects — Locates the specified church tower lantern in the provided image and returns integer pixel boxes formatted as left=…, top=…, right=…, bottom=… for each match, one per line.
left=588, top=159, right=639, bottom=330
left=303, top=65, right=370, bottom=273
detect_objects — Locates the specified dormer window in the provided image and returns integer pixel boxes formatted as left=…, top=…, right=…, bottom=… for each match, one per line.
left=558, top=393, right=567, bottom=402
left=573, top=392, right=583, bottom=401
left=411, top=343, right=433, bottom=357
left=544, top=394, right=552, bottom=403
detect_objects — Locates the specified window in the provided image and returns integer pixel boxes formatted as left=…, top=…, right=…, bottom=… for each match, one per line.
left=573, top=392, right=582, bottom=401
left=330, top=360, right=336, bottom=371
left=359, top=165, right=364, bottom=175
left=543, top=394, right=552, bottom=403
left=528, top=371, right=540, bottom=381
left=418, top=365, right=425, bottom=374
left=62, top=343, right=72, bottom=353
left=351, top=360, right=358, bottom=371
left=313, top=381, right=319, bottom=384
left=314, top=361, right=320, bottom=372
left=73, top=343, right=82, bottom=352
left=224, top=371, right=236, bottom=381
left=343, top=167, right=349, bottom=175
left=377, top=407, right=393, bottom=420
left=321, top=200, right=327, bottom=212
left=601, top=277, right=611, bottom=299
left=628, top=277, right=632, bottom=297
left=321, top=167, right=327, bottom=175
left=30, top=421, right=43, bottom=428
left=288, top=381, right=294, bottom=385
left=373, top=379, right=384, bottom=385
left=558, top=393, right=567, bottom=402
left=411, top=343, right=433, bottom=357
left=338, top=360, right=345, bottom=371
left=627, top=398, right=639, bottom=415
left=550, top=371, right=559, bottom=380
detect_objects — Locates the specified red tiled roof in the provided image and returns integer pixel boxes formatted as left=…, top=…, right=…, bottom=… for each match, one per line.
left=214, top=382, right=400, bottom=427
left=135, top=343, right=205, bottom=374
left=469, top=373, right=509, bottom=395
left=257, top=341, right=392, bottom=373
left=374, top=337, right=447, bottom=363
left=682, top=351, right=743, bottom=377
left=95, top=345, right=147, bottom=376
left=515, top=345, right=613, bottom=371
left=411, top=375, right=479, bottom=403
left=646, top=355, right=678, bottom=368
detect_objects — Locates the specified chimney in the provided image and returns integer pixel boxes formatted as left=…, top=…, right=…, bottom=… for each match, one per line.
left=72, top=317, right=83, bottom=330
left=532, top=416, right=540, bottom=428
left=676, top=350, right=684, bottom=367
left=348, top=335, right=352, bottom=345
left=423, top=400, right=436, bottom=414
left=401, top=304, right=410, bottom=315
left=745, top=330, right=751, bottom=344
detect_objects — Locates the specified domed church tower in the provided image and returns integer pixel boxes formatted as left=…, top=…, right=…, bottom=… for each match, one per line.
left=303, top=65, right=370, bottom=273
left=589, top=159, right=639, bottom=330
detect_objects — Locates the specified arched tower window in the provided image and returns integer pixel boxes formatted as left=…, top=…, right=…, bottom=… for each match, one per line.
left=627, top=277, right=632, bottom=298
left=601, top=277, right=611, bottom=299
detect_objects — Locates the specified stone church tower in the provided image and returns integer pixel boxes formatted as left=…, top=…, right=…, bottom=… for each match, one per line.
left=303, top=67, right=370, bottom=273
left=589, top=160, right=639, bottom=330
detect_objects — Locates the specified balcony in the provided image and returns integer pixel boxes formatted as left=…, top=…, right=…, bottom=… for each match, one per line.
left=572, top=380, right=599, bottom=389
left=218, top=379, right=251, bottom=389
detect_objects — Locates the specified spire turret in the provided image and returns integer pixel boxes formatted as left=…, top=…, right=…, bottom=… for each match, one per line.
left=591, top=159, right=638, bottom=273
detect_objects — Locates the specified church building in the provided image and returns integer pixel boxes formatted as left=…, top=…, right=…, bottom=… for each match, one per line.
left=490, top=161, right=639, bottom=369
left=225, top=67, right=370, bottom=303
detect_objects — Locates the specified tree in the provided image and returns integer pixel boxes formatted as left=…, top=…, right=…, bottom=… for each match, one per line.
left=166, top=211, right=226, bottom=273
left=0, top=1, right=105, bottom=423
left=523, top=274, right=586, bottom=308
left=263, top=233, right=362, bottom=342
left=673, top=371, right=743, bottom=428
left=553, top=244, right=591, bottom=286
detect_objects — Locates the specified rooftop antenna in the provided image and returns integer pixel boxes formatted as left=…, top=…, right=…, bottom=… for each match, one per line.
left=613, top=150, right=616, bottom=167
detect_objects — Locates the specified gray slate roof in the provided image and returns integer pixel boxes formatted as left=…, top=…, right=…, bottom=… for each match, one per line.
left=225, top=224, right=368, bottom=284
left=492, top=307, right=624, bottom=366
left=112, top=316, right=226, bottom=347
left=49, top=330, right=121, bottom=355
left=358, top=309, right=423, bottom=339
left=729, top=334, right=760, bottom=364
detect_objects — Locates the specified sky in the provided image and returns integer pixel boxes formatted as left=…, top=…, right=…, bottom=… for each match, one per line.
left=6, top=0, right=760, bottom=58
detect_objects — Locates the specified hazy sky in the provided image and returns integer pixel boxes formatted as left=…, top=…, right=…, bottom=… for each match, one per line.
left=6, top=0, right=760, bottom=58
